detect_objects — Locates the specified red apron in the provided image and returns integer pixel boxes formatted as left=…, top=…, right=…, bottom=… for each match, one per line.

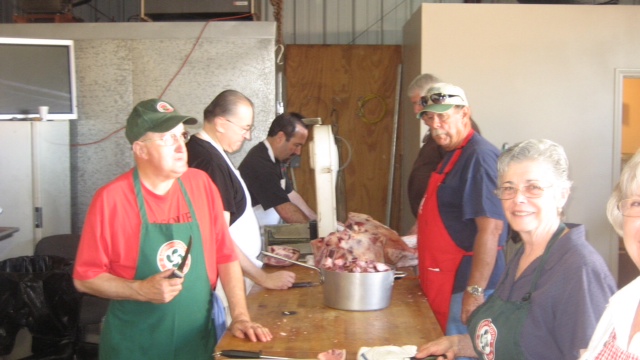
left=417, top=130, right=474, bottom=332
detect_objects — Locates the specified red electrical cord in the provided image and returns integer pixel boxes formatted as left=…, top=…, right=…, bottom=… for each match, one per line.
left=73, top=13, right=255, bottom=147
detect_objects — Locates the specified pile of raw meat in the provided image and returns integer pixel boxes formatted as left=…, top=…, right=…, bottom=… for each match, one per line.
left=310, top=212, right=417, bottom=272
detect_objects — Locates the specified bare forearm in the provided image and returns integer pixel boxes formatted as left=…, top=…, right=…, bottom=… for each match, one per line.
left=73, top=270, right=181, bottom=303
left=274, top=201, right=310, bottom=224
left=287, top=191, right=317, bottom=221
left=74, top=273, right=141, bottom=300
left=467, top=217, right=504, bottom=287
left=233, top=242, right=266, bottom=286
left=219, top=261, right=251, bottom=322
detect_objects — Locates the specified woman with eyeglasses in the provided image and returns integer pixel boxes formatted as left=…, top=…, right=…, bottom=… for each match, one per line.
left=415, top=139, right=616, bottom=360
left=579, top=150, right=640, bottom=359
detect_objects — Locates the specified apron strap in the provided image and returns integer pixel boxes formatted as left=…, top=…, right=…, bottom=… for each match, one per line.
left=177, top=177, right=198, bottom=225
left=436, top=129, right=475, bottom=175
left=133, top=168, right=199, bottom=227
left=506, top=223, right=567, bottom=301
left=133, top=169, right=149, bottom=224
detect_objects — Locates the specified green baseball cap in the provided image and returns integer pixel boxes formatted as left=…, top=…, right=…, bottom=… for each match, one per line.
left=125, top=99, right=198, bottom=144
left=417, top=83, right=469, bottom=118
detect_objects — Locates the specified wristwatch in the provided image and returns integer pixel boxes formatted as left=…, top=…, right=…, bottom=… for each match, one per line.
left=466, top=285, right=485, bottom=296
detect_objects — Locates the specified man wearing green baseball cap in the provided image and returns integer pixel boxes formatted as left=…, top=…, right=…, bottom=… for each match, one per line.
left=73, top=98, right=272, bottom=359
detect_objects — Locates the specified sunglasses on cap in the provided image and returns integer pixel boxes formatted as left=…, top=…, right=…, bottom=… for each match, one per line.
left=419, top=93, right=464, bottom=108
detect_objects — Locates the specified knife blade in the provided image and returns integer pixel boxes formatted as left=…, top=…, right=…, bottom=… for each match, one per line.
left=215, top=349, right=295, bottom=359
left=170, top=236, right=192, bottom=279
left=290, top=281, right=319, bottom=288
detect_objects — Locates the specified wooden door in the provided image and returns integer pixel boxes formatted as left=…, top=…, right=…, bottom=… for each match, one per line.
left=284, top=45, right=401, bottom=226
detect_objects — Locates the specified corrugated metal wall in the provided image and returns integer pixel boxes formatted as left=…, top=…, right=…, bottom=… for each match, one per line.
left=260, top=0, right=468, bottom=45
left=5, top=0, right=637, bottom=44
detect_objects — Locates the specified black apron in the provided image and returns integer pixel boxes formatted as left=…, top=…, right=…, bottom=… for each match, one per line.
left=467, top=223, right=567, bottom=360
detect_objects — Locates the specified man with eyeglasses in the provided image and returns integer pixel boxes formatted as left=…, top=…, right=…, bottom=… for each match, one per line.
left=238, top=112, right=317, bottom=227
left=73, top=99, right=272, bottom=359
left=186, top=90, right=297, bottom=335
left=416, top=83, right=507, bottom=348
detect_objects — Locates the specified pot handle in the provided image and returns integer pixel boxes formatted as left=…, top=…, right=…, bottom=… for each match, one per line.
left=394, top=271, right=407, bottom=280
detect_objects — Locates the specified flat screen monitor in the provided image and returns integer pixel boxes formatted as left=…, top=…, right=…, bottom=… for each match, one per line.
left=0, top=37, right=78, bottom=120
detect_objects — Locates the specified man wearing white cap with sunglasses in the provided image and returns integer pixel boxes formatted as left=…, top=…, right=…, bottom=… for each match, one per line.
left=415, top=83, right=507, bottom=348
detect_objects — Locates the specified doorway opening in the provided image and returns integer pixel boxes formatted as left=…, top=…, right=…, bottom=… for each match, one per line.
left=614, top=69, right=640, bottom=288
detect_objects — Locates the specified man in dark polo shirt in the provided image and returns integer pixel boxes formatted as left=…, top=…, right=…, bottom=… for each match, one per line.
left=238, top=112, right=317, bottom=228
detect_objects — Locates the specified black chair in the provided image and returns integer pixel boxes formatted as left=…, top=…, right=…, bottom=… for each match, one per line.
left=34, top=234, right=109, bottom=359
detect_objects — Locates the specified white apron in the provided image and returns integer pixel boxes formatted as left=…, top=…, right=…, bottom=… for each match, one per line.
left=253, top=204, right=283, bottom=229
left=198, top=132, right=263, bottom=325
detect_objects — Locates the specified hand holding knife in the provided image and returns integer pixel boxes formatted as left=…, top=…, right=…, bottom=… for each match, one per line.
left=169, top=236, right=192, bottom=279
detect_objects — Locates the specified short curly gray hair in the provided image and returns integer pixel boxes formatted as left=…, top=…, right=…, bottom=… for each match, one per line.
left=407, top=73, right=441, bottom=97
left=497, top=139, right=572, bottom=191
left=607, top=150, right=640, bottom=236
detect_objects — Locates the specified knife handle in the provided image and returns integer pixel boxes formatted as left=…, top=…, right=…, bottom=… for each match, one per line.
left=168, top=269, right=184, bottom=279
left=220, top=350, right=262, bottom=358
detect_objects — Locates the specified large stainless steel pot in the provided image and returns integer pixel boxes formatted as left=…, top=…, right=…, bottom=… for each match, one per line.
left=261, top=251, right=405, bottom=311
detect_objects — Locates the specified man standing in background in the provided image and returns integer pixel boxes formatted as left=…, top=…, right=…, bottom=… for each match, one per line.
left=407, top=73, right=445, bottom=223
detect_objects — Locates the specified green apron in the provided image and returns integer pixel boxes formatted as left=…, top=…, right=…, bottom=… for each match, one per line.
left=100, top=170, right=216, bottom=360
left=467, top=223, right=566, bottom=360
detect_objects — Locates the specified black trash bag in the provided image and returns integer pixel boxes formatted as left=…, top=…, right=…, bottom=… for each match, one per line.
left=0, top=255, right=80, bottom=359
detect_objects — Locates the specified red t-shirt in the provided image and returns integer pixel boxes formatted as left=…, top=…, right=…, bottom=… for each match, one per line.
left=73, top=168, right=237, bottom=287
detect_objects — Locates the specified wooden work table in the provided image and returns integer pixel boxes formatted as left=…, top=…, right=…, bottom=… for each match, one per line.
left=216, top=265, right=443, bottom=360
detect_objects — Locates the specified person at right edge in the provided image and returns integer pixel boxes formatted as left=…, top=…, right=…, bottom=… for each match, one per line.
left=415, top=82, right=507, bottom=351
left=580, top=149, right=640, bottom=359
left=416, top=139, right=616, bottom=360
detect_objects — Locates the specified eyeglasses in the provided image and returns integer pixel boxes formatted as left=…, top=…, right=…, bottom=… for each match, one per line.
left=618, top=198, right=640, bottom=217
left=224, top=118, right=254, bottom=135
left=494, top=183, right=553, bottom=200
left=139, top=131, right=190, bottom=146
left=422, top=112, right=451, bottom=125
left=420, top=93, right=464, bottom=108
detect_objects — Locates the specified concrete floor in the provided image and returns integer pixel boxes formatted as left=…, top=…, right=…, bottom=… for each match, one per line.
left=2, top=328, right=31, bottom=360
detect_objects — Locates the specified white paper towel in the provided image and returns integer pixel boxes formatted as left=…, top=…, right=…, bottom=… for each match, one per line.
left=357, top=345, right=418, bottom=360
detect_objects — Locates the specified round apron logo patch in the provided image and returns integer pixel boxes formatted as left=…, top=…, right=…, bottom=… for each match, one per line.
left=475, top=319, right=497, bottom=360
left=157, top=240, right=191, bottom=274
